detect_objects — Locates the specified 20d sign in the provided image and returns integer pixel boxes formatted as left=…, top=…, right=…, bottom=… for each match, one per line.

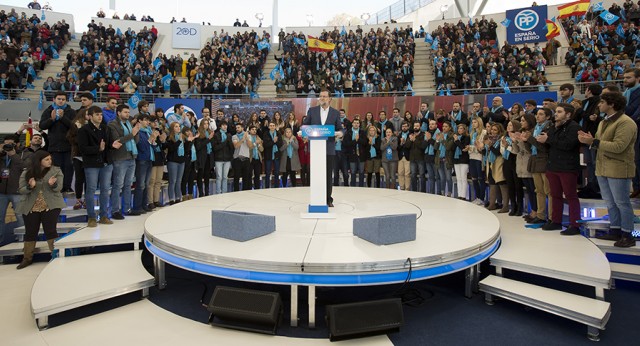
left=172, top=22, right=201, bottom=49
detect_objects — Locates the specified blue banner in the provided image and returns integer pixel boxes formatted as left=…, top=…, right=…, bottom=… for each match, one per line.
left=127, top=91, right=142, bottom=109
left=162, top=74, right=172, bottom=91
left=301, top=125, right=335, bottom=139
left=484, top=91, right=557, bottom=111
left=506, top=5, right=548, bottom=45
left=154, top=98, right=205, bottom=120
left=600, top=10, right=620, bottom=25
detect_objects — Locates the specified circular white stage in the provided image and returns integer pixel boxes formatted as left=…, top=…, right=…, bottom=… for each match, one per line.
left=144, top=187, right=501, bottom=287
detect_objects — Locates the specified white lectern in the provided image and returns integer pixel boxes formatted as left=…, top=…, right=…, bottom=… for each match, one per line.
left=300, top=125, right=336, bottom=219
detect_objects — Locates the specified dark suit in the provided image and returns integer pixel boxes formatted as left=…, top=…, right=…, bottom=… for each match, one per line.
left=303, top=105, right=343, bottom=204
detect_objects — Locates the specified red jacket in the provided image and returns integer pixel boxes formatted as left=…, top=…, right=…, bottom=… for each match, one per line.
left=296, top=135, right=310, bottom=165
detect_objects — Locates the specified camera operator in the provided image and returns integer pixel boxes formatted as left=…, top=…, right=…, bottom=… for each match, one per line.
left=0, top=135, right=25, bottom=246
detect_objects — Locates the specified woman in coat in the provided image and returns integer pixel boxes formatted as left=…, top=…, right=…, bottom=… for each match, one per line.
left=194, top=119, right=215, bottom=197
left=16, top=150, right=66, bottom=269
left=279, top=128, right=300, bottom=187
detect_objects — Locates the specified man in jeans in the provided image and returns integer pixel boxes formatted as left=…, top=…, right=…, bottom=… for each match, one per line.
left=77, top=106, right=114, bottom=227
left=578, top=92, right=637, bottom=247
left=108, top=105, right=140, bottom=219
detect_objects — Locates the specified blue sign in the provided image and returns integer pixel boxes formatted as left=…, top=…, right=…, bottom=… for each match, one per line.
left=301, top=125, right=335, bottom=139
left=154, top=98, right=205, bottom=119
left=506, top=5, right=548, bottom=44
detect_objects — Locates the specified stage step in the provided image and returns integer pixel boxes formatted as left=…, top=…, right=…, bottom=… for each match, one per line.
left=479, top=275, right=611, bottom=341
left=13, top=222, right=86, bottom=242
left=31, top=250, right=154, bottom=330
left=609, top=262, right=640, bottom=283
left=0, top=241, right=50, bottom=263
left=589, top=238, right=640, bottom=256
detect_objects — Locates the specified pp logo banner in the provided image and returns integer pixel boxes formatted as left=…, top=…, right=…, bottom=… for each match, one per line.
left=506, top=5, right=548, bottom=45
left=301, top=125, right=335, bottom=139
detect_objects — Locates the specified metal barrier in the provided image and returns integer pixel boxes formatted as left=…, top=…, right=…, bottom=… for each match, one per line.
left=373, top=0, right=437, bottom=24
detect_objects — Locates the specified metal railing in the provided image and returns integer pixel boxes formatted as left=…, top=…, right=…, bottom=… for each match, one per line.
left=373, top=0, right=437, bottom=24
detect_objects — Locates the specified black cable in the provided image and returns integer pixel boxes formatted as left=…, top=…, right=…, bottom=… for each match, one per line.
left=391, top=257, right=434, bottom=307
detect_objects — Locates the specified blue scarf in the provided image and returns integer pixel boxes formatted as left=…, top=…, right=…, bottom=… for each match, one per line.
left=52, top=103, right=68, bottom=121
left=379, top=119, right=387, bottom=131
left=352, top=129, right=360, bottom=153
left=425, top=129, right=440, bottom=155
left=270, top=130, right=278, bottom=159
left=369, top=136, right=377, bottom=158
left=471, top=131, right=478, bottom=147
left=175, top=134, right=184, bottom=156
left=624, top=84, right=640, bottom=103
left=438, top=133, right=448, bottom=158
left=531, top=121, right=548, bottom=156
left=121, top=120, right=138, bottom=155
left=451, top=111, right=461, bottom=128
left=287, top=139, right=293, bottom=158
left=401, top=131, right=409, bottom=141
left=487, top=140, right=499, bottom=164
left=190, top=142, right=196, bottom=162
left=140, top=126, right=154, bottom=161
left=220, top=129, right=227, bottom=142
left=502, top=137, right=512, bottom=160
left=205, top=131, right=212, bottom=154
left=454, top=135, right=463, bottom=159
left=251, top=135, right=259, bottom=159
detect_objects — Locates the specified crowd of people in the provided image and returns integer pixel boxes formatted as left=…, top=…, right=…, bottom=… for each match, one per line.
left=0, top=8, right=71, bottom=98
left=429, top=16, right=555, bottom=94
left=96, top=9, right=156, bottom=23
left=274, top=25, right=416, bottom=97
left=560, top=1, right=639, bottom=85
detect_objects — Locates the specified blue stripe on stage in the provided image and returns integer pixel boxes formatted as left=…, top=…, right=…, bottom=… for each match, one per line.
left=308, top=205, right=329, bottom=213
left=145, top=238, right=500, bottom=286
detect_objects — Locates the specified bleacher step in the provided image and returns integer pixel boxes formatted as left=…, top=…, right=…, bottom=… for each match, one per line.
left=0, top=241, right=51, bottom=263
left=590, top=237, right=640, bottom=256
left=479, top=275, right=610, bottom=340
left=14, top=222, right=86, bottom=241
left=31, top=250, right=154, bottom=330
left=609, top=262, right=640, bottom=282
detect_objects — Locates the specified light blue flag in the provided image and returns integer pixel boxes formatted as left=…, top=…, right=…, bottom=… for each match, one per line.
left=600, top=10, right=620, bottom=25
left=598, top=33, right=606, bottom=46
left=474, top=32, right=480, bottom=40
left=592, top=2, right=604, bottom=12
left=617, top=24, right=626, bottom=38
left=153, top=57, right=162, bottom=70
left=432, top=37, right=439, bottom=50
left=41, top=10, right=45, bottom=20
left=128, top=51, right=136, bottom=65
left=90, top=89, right=97, bottom=99
left=341, top=26, right=347, bottom=36
left=38, top=91, right=43, bottom=110
left=127, top=91, right=142, bottom=109
left=129, top=38, right=136, bottom=51
left=162, top=74, right=171, bottom=91
left=82, top=46, right=88, bottom=55
left=116, top=28, right=122, bottom=36
left=424, top=32, right=433, bottom=43
left=52, top=47, right=59, bottom=59
left=621, top=9, right=626, bottom=21
left=469, top=17, right=473, bottom=26
left=501, top=18, right=511, bottom=28
left=28, top=65, right=37, bottom=79
left=257, top=40, right=270, bottom=50
left=294, top=37, right=305, bottom=45
left=270, top=63, right=284, bottom=80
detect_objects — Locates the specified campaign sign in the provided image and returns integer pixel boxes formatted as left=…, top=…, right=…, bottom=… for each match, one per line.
left=301, top=125, right=335, bottom=139
left=154, top=98, right=205, bottom=119
left=172, top=22, right=201, bottom=49
left=506, top=6, right=548, bottom=44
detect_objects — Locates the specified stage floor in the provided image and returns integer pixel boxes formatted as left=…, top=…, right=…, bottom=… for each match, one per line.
left=144, top=187, right=501, bottom=286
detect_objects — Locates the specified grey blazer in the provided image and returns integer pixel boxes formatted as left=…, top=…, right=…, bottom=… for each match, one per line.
left=16, top=166, right=67, bottom=215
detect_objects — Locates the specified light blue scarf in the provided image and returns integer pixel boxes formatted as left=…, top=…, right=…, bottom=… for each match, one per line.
left=438, top=133, right=448, bottom=158
left=175, top=134, right=184, bottom=156
left=287, top=139, right=293, bottom=158
left=270, top=130, right=278, bottom=160
left=140, top=126, right=154, bottom=161
left=369, top=136, right=377, bottom=158
left=454, top=135, right=463, bottom=159
left=121, top=120, right=138, bottom=155
left=502, top=137, right=512, bottom=160
left=205, top=131, right=212, bottom=154
left=252, top=135, right=259, bottom=160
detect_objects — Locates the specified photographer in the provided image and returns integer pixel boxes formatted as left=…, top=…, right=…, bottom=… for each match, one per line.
left=0, top=135, right=25, bottom=246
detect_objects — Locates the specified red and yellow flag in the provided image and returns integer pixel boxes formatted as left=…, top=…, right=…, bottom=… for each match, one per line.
left=546, top=19, right=560, bottom=39
left=25, top=114, right=33, bottom=147
left=307, top=36, right=335, bottom=52
left=557, top=0, right=591, bottom=19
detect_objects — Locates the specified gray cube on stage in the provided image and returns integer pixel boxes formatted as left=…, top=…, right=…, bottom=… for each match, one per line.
left=353, top=214, right=417, bottom=245
left=211, top=210, right=276, bottom=242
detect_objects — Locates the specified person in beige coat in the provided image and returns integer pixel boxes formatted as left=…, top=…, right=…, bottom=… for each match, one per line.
left=279, top=128, right=300, bottom=187
left=15, top=150, right=66, bottom=269
left=578, top=92, right=637, bottom=246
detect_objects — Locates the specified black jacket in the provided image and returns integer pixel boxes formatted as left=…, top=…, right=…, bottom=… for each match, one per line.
left=213, top=131, right=234, bottom=162
left=545, top=120, right=581, bottom=172
left=343, top=128, right=368, bottom=162
left=39, top=104, right=76, bottom=152
left=397, top=131, right=412, bottom=160
left=77, top=122, right=113, bottom=168
left=262, top=130, right=283, bottom=162
left=194, top=136, right=214, bottom=169
left=0, top=153, right=24, bottom=194
left=165, top=138, right=188, bottom=163
left=453, top=135, right=470, bottom=164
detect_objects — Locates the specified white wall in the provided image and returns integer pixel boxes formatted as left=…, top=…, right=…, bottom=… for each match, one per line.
left=87, top=17, right=270, bottom=58
left=0, top=4, right=75, bottom=33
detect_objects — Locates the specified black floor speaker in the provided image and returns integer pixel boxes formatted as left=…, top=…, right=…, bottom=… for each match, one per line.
left=207, top=286, right=282, bottom=335
left=325, top=298, right=404, bottom=341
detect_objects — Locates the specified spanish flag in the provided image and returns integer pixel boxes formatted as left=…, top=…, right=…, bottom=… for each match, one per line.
left=546, top=19, right=560, bottom=39
left=557, top=0, right=591, bottom=19
left=307, top=36, right=335, bottom=52
left=25, top=113, right=33, bottom=147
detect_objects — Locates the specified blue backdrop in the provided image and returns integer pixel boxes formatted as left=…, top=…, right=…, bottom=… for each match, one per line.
left=506, top=6, right=548, bottom=45
left=485, top=91, right=557, bottom=109
left=154, top=98, right=205, bottom=119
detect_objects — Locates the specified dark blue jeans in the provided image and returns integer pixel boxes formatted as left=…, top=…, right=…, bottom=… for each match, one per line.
left=469, top=159, right=485, bottom=200
left=133, top=160, right=152, bottom=211
left=264, top=159, right=280, bottom=188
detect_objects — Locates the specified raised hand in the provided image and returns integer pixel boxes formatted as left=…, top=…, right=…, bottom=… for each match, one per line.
left=48, top=175, right=57, bottom=186
left=112, top=139, right=123, bottom=149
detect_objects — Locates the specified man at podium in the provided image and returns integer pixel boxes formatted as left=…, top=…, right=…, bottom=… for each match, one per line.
left=303, top=90, right=343, bottom=207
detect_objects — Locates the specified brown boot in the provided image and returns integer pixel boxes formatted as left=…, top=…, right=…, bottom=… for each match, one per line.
left=486, top=185, right=499, bottom=210
left=17, top=241, right=36, bottom=270
left=46, top=238, right=56, bottom=252
left=498, top=185, right=510, bottom=213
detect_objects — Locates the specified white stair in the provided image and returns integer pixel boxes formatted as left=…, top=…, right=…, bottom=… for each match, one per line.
left=0, top=241, right=50, bottom=263
left=479, top=275, right=611, bottom=341
left=31, top=250, right=154, bottom=330
left=13, top=222, right=86, bottom=241
left=589, top=237, right=640, bottom=256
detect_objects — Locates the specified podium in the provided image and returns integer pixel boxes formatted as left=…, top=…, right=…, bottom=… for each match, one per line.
left=300, top=125, right=336, bottom=219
